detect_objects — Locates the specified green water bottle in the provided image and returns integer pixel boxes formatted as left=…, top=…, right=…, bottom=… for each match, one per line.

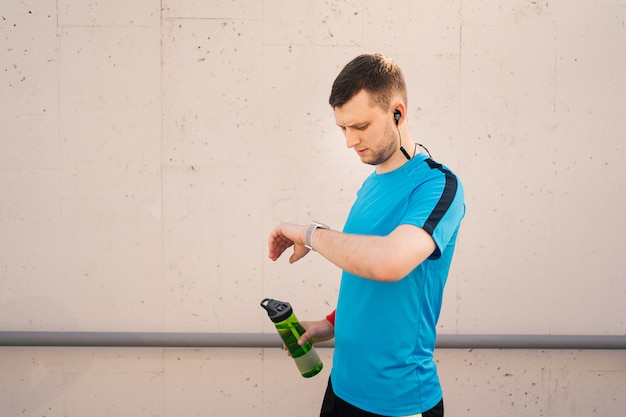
left=260, top=298, right=323, bottom=378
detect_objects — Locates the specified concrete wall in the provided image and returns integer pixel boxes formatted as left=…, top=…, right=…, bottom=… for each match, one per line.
left=1, top=347, right=624, bottom=417
left=1, top=0, right=625, bottom=416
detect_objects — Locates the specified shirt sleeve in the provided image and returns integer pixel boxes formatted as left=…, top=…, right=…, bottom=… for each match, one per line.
left=326, top=310, right=336, bottom=326
left=405, top=159, right=465, bottom=259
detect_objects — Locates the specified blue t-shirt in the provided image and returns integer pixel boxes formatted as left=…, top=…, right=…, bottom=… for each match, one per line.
left=331, top=153, right=465, bottom=416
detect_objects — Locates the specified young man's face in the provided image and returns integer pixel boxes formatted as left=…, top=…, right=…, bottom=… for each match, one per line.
left=333, top=89, right=398, bottom=169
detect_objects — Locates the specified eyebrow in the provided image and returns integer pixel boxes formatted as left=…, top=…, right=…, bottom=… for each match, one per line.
left=337, top=121, right=369, bottom=129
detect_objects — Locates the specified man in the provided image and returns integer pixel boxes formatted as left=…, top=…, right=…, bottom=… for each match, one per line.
left=268, top=53, right=465, bottom=417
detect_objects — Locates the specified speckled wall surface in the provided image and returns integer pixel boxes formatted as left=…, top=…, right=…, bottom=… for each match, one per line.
left=1, top=1, right=625, bottom=416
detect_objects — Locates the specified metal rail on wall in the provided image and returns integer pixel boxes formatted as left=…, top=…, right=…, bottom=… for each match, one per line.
left=1, top=332, right=625, bottom=349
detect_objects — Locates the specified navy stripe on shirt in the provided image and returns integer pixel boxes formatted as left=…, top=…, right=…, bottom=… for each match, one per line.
left=422, top=158, right=458, bottom=236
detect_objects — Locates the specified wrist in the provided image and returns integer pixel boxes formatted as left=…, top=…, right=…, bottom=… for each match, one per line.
left=304, top=221, right=330, bottom=251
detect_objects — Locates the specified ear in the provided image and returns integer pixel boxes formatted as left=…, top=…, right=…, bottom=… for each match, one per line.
left=391, top=102, right=407, bottom=125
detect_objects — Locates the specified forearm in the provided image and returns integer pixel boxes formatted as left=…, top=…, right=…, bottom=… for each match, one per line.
left=311, top=226, right=433, bottom=282
left=311, top=229, right=400, bottom=281
left=268, top=222, right=435, bottom=282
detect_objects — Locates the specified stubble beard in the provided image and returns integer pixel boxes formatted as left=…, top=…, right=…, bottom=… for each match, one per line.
left=362, top=126, right=398, bottom=166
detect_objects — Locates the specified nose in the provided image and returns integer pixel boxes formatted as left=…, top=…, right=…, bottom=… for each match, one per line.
left=344, top=128, right=360, bottom=149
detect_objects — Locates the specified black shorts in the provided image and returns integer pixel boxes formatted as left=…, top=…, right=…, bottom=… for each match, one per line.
left=320, top=377, right=444, bottom=417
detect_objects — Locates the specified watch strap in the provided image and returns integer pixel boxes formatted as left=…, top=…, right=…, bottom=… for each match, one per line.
left=305, top=221, right=330, bottom=251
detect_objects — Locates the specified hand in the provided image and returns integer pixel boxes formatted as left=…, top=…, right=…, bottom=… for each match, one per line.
left=298, top=319, right=335, bottom=346
left=268, top=223, right=310, bottom=264
left=282, top=318, right=335, bottom=356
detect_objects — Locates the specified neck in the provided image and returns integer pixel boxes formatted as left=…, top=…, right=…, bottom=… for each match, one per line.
left=376, top=143, right=415, bottom=174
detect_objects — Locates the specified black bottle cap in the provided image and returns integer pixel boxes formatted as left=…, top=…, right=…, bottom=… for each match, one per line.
left=260, top=298, right=293, bottom=323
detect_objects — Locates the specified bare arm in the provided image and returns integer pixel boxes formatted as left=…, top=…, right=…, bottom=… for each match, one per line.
left=268, top=222, right=436, bottom=282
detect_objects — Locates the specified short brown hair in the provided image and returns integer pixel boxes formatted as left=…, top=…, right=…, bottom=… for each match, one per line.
left=329, top=53, right=408, bottom=111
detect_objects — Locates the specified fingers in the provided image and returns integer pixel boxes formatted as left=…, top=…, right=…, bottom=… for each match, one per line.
left=282, top=344, right=291, bottom=356
left=268, top=223, right=309, bottom=263
left=298, top=330, right=313, bottom=346
left=268, top=229, right=293, bottom=261
left=288, top=246, right=311, bottom=264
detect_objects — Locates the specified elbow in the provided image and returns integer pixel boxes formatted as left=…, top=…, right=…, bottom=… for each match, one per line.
left=369, top=262, right=407, bottom=282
